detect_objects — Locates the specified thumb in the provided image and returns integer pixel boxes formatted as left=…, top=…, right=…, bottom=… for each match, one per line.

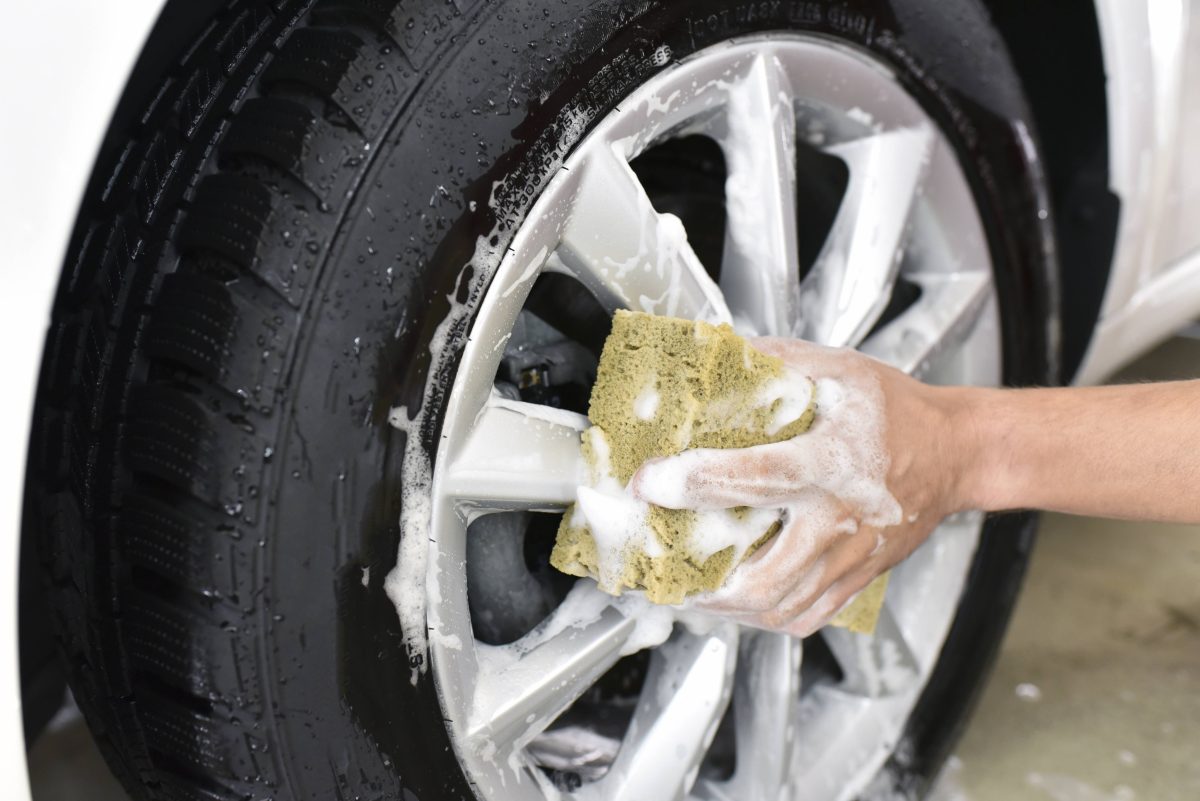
left=630, top=439, right=816, bottom=509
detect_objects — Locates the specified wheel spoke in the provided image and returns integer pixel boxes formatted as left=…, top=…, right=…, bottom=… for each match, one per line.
left=690, top=632, right=801, bottom=801
left=859, top=269, right=991, bottom=379
left=716, top=54, right=800, bottom=336
left=468, top=592, right=635, bottom=754
left=721, top=631, right=800, bottom=798
left=555, top=144, right=731, bottom=324
left=884, top=511, right=985, bottom=664
left=787, top=683, right=878, bottom=791
left=443, top=394, right=587, bottom=511
left=800, top=125, right=935, bottom=346
left=594, top=627, right=738, bottom=801
left=820, top=600, right=921, bottom=698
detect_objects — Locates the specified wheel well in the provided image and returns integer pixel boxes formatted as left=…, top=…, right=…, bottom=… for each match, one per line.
left=983, top=0, right=1119, bottom=382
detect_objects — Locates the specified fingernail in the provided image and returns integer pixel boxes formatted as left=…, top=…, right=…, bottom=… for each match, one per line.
left=630, top=462, right=663, bottom=503
left=628, top=464, right=651, bottom=501
left=631, top=459, right=687, bottom=508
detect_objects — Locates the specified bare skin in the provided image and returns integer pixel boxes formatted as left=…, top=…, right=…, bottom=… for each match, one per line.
left=632, top=337, right=1200, bottom=635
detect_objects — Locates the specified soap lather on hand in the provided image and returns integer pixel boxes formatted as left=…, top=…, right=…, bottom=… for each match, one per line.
left=550, top=311, right=913, bottom=636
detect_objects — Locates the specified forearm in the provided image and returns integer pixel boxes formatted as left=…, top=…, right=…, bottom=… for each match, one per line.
left=945, top=381, right=1200, bottom=523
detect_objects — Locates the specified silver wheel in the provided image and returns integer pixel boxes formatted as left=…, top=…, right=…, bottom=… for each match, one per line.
left=420, top=35, right=1000, bottom=801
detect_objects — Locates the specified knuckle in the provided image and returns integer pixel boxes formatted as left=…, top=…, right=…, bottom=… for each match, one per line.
left=788, top=613, right=821, bottom=638
left=748, top=589, right=785, bottom=614
left=761, top=607, right=791, bottom=630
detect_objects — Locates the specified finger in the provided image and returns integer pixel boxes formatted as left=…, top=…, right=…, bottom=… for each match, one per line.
left=784, top=563, right=880, bottom=638
left=724, top=611, right=796, bottom=637
left=781, top=595, right=842, bottom=638
left=750, top=336, right=851, bottom=370
left=764, top=552, right=847, bottom=628
left=725, top=585, right=845, bottom=638
left=631, top=438, right=829, bottom=509
left=702, top=501, right=846, bottom=607
left=690, top=551, right=824, bottom=616
left=714, top=560, right=873, bottom=637
left=766, top=506, right=870, bottom=587
left=753, top=525, right=878, bottom=627
left=691, top=496, right=853, bottom=616
left=708, top=543, right=830, bottom=617
left=748, top=336, right=815, bottom=360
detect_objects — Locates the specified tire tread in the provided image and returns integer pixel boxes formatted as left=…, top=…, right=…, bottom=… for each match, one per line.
left=25, top=0, right=476, bottom=798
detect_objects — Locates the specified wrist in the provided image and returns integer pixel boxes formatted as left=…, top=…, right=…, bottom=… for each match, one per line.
left=935, top=385, right=998, bottom=513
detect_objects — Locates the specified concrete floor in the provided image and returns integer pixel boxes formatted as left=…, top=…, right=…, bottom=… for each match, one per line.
left=931, top=336, right=1200, bottom=801
left=25, top=338, right=1200, bottom=800
left=26, top=704, right=127, bottom=801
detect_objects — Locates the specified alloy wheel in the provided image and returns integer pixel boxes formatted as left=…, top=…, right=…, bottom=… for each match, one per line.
left=418, top=35, right=1001, bottom=801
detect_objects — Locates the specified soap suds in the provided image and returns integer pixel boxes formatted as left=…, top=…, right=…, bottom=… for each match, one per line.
left=720, top=54, right=799, bottom=338
left=656, top=212, right=689, bottom=319
left=761, top=368, right=815, bottom=435
left=565, top=425, right=785, bottom=599
left=476, top=580, right=717, bottom=676
left=386, top=283, right=479, bottom=680
left=632, top=339, right=902, bottom=634
left=633, top=378, right=659, bottom=420
left=386, top=103, right=594, bottom=681
left=501, top=244, right=548, bottom=298
left=575, top=484, right=656, bottom=589
left=640, top=370, right=900, bottom=526
left=1016, top=682, right=1043, bottom=702
left=551, top=312, right=817, bottom=605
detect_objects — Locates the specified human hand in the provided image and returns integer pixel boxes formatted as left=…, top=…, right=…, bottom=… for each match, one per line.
left=631, top=337, right=970, bottom=636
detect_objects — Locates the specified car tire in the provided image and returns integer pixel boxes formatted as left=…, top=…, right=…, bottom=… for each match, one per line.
left=26, top=0, right=1056, bottom=799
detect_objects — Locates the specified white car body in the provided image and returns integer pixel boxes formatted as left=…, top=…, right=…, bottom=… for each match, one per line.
left=1, top=1, right=1197, bottom=797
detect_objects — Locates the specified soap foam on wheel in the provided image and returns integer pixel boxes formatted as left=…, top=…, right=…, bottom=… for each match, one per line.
left=550, top=311, right=893, bottom=636
left=551, top=310, right=816, bottom=603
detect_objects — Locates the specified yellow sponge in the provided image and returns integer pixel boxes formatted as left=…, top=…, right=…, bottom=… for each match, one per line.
left=583, top=310, right=815, bottom=483
left=550, top=310, right=887, bottom=633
